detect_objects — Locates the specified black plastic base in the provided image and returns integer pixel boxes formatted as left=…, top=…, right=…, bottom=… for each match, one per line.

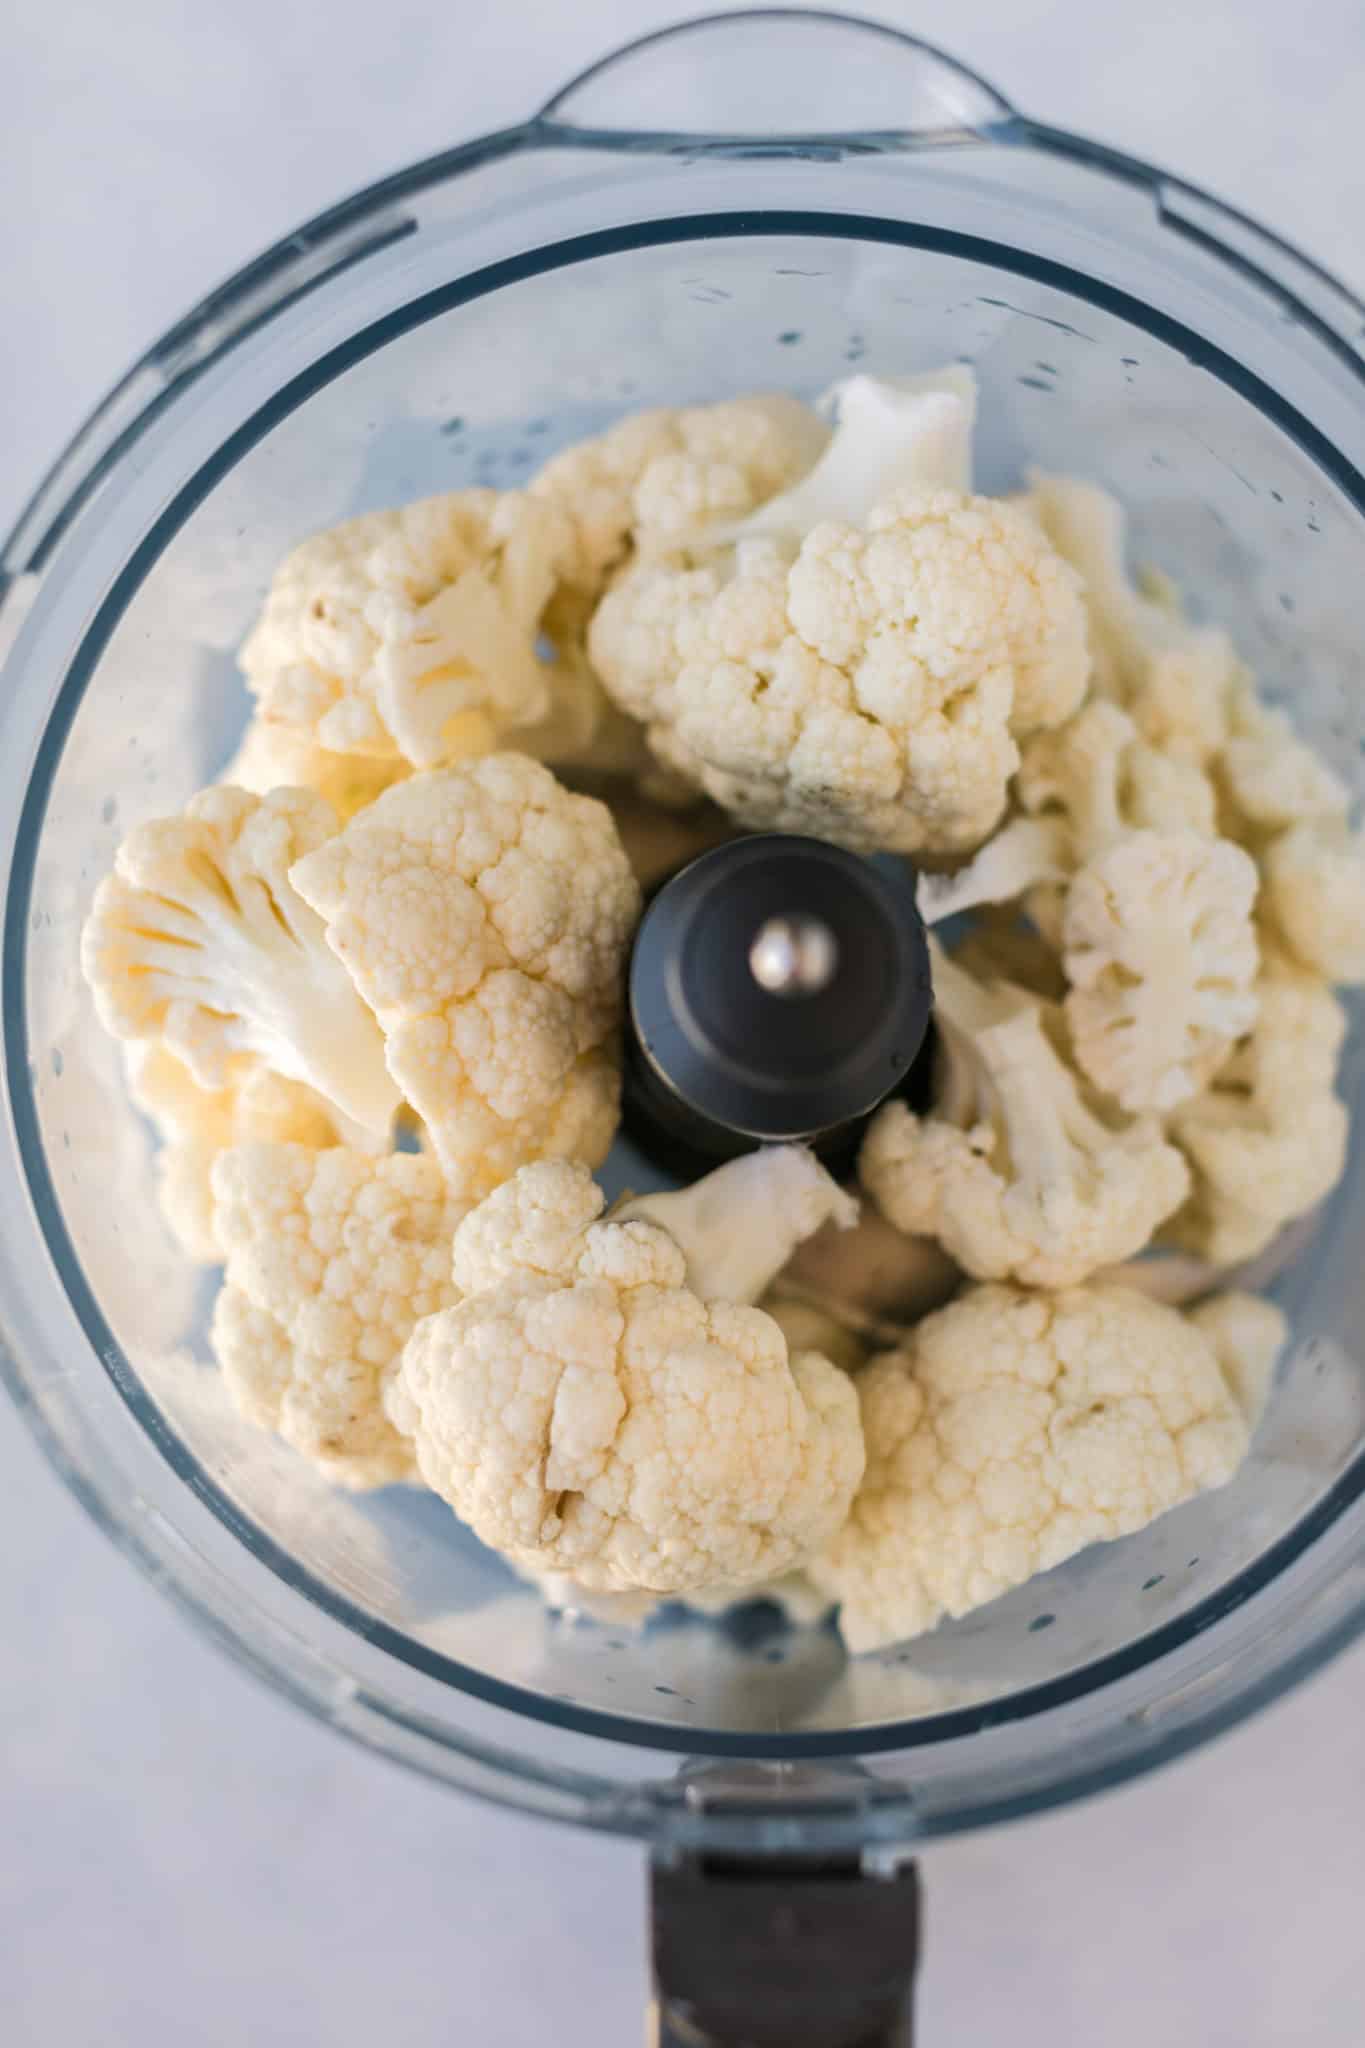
left=651, top=1850, right=921, bottom=2047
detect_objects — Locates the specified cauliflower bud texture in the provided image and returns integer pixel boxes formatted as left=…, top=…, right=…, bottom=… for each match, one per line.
left=589, top=371, right=1090, bottom=855
left=920, top=703, right=1260, bottom=1113
left=211, top=1142, right=469, bottom=1488
left=290, top=753, right=641, bottom=1195
left=811, top=1282, right=1262, bottom=1652
left=860, top=943, right=1189, bottom=1288
left=390, top=1153, right=865, bottom=1596
left=124, top=1042, right=349, bottom=1264
left=239, top=489, right=624, bottom=772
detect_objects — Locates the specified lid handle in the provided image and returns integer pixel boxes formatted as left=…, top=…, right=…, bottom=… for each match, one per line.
left=540, top=9, right=1013, bottom=145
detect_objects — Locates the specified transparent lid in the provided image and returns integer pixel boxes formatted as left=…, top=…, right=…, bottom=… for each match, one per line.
left=3, top=11, right=1364, bottom=1854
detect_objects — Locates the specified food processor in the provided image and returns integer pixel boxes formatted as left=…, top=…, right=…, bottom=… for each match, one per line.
left=4, top=10, right=1365, bottom=2039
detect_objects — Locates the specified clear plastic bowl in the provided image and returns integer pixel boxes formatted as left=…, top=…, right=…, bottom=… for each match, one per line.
left=3, top=10, right=1365, bottom=1855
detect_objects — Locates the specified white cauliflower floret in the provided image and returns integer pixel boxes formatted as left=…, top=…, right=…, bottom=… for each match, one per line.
left=81, top=785, right=399, bottom=1135
left=391, top=1156, right=865, bottom=1595
left=289, top=754, right=641, bottom=1193
left=918, top=707, right=1258, bottom=1114
left=1018, top=698, right=1221, bottom=847
left=1187, top=1290, right=1288, bottom=1430
left=210, top=1143, right=467, bottom=1487
left=1215, top=685, right=1350, bottom=834
left=124, top=1043, right=345, bottom=1262
left=239, top=490, right=628, bottom=773
left=615, top=1144, right=857, bottom=1302
left=728, top=368, right=978, bottom=547
left=860, top=945, right=1188, bottom=1288
left=916, top=700, right=1219, bottom=933
left=810, top=1282, right=1254, bottom=1652
left=785, top=483, right=1089, bottom=741
left=1063, top=830, right=1260, bottom=1114
left=1165, top=949, right=1350, bottom=1264
left=1260, top=820, right=1365, bottom=984
left=221, top=716, right=410, bottom=820
left=1026, top=474, right=1242, bottom=755
left=531, top=392, right=828, bottom=589
left=592, top=488, right=1088, bottom=855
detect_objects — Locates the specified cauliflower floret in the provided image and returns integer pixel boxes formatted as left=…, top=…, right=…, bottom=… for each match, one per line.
left=530, top=392, right=828, bottom=589
left=788, top=485, right=1089, bottom=740
left=1025, top=475, right=1242, bottom=755
left=918, top=709, right=1258, bottom=1114
left=727, top=368, right=978, bottom=547
left=1187, top=1290, right=1288, bottom=1430
left=860, top=945, right=1189, bottom=1288
left=124, top=1042, right=345, bottom=1262
left=210, top=1143, right=467, bottom=1488
left=1063, top=830, right=1260, bottom=1114
left=289, top=754, right=641, bottom=1193
left=81, top=785, right=399, bottom=1135
left=1260, top=820, right=1365, bottom=984
left=615, top=1144, right=857, bottom=1302
left=391, top=1156, right=865, bottom=1595
left=1165, top=949, right=1350, bottom=1264
left=1215, top=686, right=1350, bottom=835
left=239, top=490, right=628, bottom=773
left=916, top=700, right=1219, bottom=933
left=221, top=717, right=409, bottom=819
left=592, top=488, right=1088, bottom=855
left=1019, top=698, right=1220, bottom=846
left=809, top=1282, right=1254, bottom=1652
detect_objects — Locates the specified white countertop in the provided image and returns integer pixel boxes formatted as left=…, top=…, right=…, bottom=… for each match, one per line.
left=5, top=2, right=1365, bottom=2040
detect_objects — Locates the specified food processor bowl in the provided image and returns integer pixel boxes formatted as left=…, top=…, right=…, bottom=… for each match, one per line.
left=4, top=9, right=1365, bottom=1871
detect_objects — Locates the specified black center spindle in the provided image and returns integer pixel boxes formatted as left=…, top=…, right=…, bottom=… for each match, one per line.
left=624, top=834, right=934, bottom=1175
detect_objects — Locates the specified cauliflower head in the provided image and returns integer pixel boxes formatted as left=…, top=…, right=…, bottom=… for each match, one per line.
left=124, top=1042, right=345, bottom=1262
left=727, top=368, right=978, bottom=547
left=391, top=1158, right=865, bottom=1595
left=1025, top=474, right=1242, bottom=756
left=530, top=392, right=828, bottom=590
left=239, top=490, right=628, bottom=773
left=1260, top=820, right=1365, bottom=985
left=222, top=715, right=410, bottom=820
left=1187, top=1290, right=1288, bottom=1430
left=592, top=488, right=1088, bottom=855
left=919, top=711, right=1259, bottom=1114
left=81, top=784, right=399, bottom=1135
left=860, top=946, right=1188, bottom=1289
left=810, top=1282, right=1253, bottom=1652
left=1165, top=948, right=1350, bottom=1264
left=920, top=702, right=1220, bottom=940
left=1215, top=686, right=1350, bottom=836
left=210, top=1142, right=467, bottom=1487
left=289, top=754, right=641, bottom=1193
left=1017, top=699, right=1219, bottom=854
left=1063, top=829, right=1261, bottom=1113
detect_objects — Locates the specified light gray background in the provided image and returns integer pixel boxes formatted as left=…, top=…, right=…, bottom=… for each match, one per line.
left=4, top=2, right=1365, bottom=2041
